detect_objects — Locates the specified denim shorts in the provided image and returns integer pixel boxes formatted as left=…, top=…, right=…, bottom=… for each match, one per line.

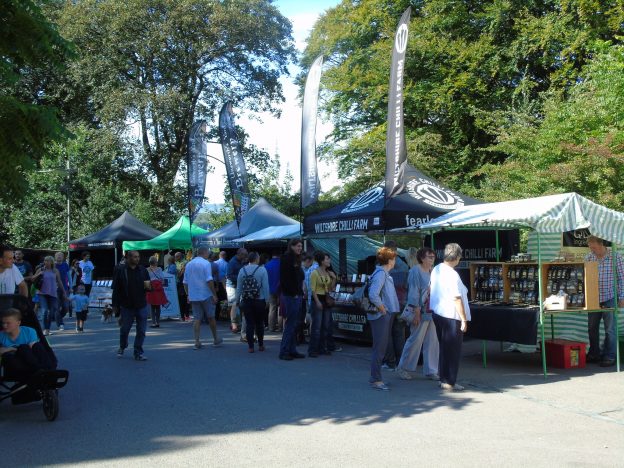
left=191, top=299, right=215, bottom=321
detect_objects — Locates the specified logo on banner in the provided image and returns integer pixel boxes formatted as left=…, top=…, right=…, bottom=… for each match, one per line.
left=341, top=186, right=384, bottom=214
left=406, top=178, right=464, bottom=209
left=395, top=24, right=409, bottom=53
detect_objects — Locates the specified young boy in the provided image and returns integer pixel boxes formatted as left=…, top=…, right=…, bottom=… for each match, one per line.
left=69, top=285, right=90, bottom=332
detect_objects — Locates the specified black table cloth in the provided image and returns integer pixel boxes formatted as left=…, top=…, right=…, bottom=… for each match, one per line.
left=467, top=303, right=539, bottom=345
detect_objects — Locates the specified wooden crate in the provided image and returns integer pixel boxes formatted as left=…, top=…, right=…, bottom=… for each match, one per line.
left=469, top=262, right=507, bottom=302
left=540, top=262, right=600, bottom=310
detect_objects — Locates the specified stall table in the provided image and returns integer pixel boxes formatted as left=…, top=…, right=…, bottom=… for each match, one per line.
left=468, top=303, right=539, bottom=345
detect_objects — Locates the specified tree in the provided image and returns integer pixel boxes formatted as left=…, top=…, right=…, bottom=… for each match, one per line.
left=0, top=0, right=73, bottom=202
left=4, top=125, right=165, bottom=249
left=300, top=0, right=624, bottom=198
left=53, top=0, right=296, bottom=220
left=477, top=42, right=624, bottom=209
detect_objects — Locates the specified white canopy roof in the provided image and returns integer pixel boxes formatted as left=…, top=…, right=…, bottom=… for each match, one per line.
left=414, top=192, right=624, bottom=245
left=231, top=224, right=302, bottom=243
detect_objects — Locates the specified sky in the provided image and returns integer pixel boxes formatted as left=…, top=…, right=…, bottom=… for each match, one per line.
left=203, top=0, right=341, bottom=205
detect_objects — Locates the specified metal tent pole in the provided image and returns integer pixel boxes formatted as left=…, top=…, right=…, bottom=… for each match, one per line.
left=538, top=231, right=547, bottom=378
left=612, top=243, right=620, bottom=372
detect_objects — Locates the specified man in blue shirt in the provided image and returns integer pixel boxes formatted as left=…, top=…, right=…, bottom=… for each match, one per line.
left=264, top=251, right=282, bottom=331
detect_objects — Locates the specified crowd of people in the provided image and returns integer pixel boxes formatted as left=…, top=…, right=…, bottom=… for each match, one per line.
left=2, top=234, right=620, bottom=391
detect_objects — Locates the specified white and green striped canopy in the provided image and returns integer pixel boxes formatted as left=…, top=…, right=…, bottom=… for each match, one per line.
left=415, top=193, right=624, bottom=244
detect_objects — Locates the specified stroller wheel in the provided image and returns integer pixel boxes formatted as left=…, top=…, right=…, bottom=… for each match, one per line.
left=42, top=389, right=59, bottom=421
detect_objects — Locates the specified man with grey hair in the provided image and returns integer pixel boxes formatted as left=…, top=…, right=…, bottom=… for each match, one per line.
left=184, top=246, right=223, bottom=349
left=585, top=235, right=624, bottom=367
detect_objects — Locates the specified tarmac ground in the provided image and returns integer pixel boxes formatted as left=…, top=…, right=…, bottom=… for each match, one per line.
left=2, top=314, right=623, bottom=467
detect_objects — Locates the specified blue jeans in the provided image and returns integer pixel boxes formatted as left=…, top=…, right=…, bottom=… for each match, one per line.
left=40, top=294, right=58, bottom=331
left=588, top=299, right=617, bottom=360
left=369, top=313, right=393, bottom=382
left=308, top=300, right=331, bottom=354
left=279, top=296, right=301, bottom=357
left=119, top=305, right=149, bottom=356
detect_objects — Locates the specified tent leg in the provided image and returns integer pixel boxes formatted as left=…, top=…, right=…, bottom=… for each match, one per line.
left=612, top=243, right=620, bottom=372
left=482, top=341, right=487, bottom=368
left=114, top=247, right=118, bottom=267
left=538, top=231, right=547, bottom=379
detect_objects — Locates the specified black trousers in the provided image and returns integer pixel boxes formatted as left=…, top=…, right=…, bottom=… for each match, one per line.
left=241, top=299, right=266, bottom=348
left=2, top=343, right=54, bottom=382
left=432, top=314, right=463, bottom=386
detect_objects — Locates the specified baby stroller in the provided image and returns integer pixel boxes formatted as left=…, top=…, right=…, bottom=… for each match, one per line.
left=0, top=294, right=69, bottom=421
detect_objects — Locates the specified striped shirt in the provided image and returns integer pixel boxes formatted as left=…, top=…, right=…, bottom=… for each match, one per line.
left=585, top=251, right=624, bottom=303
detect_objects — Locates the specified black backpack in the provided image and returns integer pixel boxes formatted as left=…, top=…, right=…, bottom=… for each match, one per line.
left=241, top=266, right=261, bottom=301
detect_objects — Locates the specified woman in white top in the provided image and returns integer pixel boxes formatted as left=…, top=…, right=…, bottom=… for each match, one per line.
left=429, top=243, right=471, bottom=391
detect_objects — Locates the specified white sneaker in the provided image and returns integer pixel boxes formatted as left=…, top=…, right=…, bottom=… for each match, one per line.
left=397, top=368, right=414, bottom=380
left=43, top=329, right=50, bottom=336
left=59, top=325, right=65, bottom=331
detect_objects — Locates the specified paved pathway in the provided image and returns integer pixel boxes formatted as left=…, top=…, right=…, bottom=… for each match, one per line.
left=2, top=315, right=623, bottom=467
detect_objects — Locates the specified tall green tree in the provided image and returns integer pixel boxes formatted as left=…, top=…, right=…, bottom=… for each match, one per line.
left=477, top=42, right=624, bottom=209
left=0, top=0, right=73, bottom=202
left=53, top=0, right=296, bottom=219
left=301, top=0, right=624, bottom=197
left=4, top=125, right=165, bottom=249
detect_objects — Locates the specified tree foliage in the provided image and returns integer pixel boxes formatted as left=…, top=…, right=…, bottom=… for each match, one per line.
left=0, top=0, right=73, bottom=201
left=53, top=0, right=296, bottom=219
left=301, top=0, right=624, bottom=203
left=478, top=42, right=624, bottom=209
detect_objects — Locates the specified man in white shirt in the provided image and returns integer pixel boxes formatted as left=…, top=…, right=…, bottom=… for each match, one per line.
left=78, top=251, right=95, bottom=296
left=0, top=245, right=28, bottom=297
left=184, top=246, right=223, bottom=349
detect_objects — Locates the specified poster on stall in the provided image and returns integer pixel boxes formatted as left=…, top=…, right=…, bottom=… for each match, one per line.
left=87, top=280, right=113, bottom=309
left=159, top=272, right=180, bottom=319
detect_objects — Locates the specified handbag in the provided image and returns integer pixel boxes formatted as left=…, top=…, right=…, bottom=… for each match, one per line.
left=324, top=294, right=335, bottom=308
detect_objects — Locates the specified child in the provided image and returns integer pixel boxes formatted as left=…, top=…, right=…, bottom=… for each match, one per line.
left=69, top=285, right=90, bottom=332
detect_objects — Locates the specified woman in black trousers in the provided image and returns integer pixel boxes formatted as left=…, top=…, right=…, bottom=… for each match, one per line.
left=429, top=243, right=471, bottom=391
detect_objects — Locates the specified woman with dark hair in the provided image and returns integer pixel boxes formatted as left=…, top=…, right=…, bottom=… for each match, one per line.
left=308, top=251, right=336, bottom=357
left=33, top=256, right=67, bottom=335
left=397, top=247, right=439, bottom=380
left=430, top=243, right=470, bottom=391
left=278, top=239, right=305, bottom=361
left=236, top=252, right=270, bottom=353
left=367, top=247, right=400, bottom=390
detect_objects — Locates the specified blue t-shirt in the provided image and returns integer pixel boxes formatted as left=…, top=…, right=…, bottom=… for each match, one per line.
left=56, top=261, right=70, bottom=291
left=0, top=326, right=39, bottom=347
left=265, top=258, right=281, bottom=295
left=70, top=293, right=90, bottom=312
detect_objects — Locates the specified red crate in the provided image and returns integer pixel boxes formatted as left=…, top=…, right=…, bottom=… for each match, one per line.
left=545, top=339, right=586, bottom=369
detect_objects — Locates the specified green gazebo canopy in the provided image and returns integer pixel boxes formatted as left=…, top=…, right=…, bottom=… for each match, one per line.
left=122, top=215, right=208, bottom=251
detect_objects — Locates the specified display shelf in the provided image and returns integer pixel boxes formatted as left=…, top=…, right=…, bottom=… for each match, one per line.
left=469, top=261, right=599, bottom=310
left=540, top=262, right=599, bottom=310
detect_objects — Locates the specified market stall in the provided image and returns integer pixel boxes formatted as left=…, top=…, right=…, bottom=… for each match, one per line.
left=411, top=192, right=624, bottom=376
left=69, top=211, right=162, bottom=276
left=196, top=198, right=299, bottom=248
left=121, top=215, right=208, bottom=251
